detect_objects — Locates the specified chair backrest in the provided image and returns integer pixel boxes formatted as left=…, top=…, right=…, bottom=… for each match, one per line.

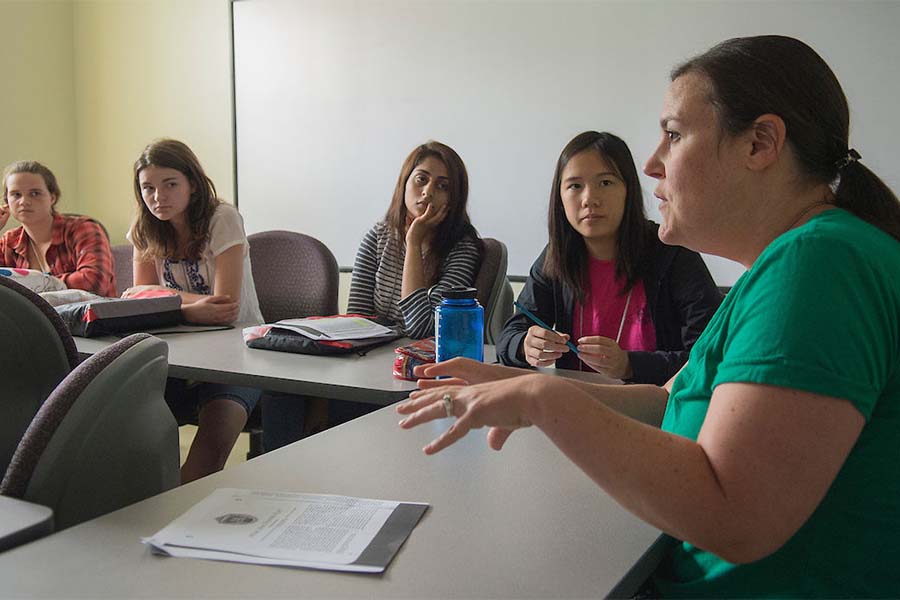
left=0, top=333, right=179, bottom=530
left=110, top=243, right=133, bottom=294
left=473, top=238, right=514, bottom=344
left=0, top=276, right=79, bottom=475
left=248, top=230, right=339, bottom=322
left=63, top=214, right=110, bottom=241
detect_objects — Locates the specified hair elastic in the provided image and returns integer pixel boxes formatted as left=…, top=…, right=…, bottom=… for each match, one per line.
left=835, top=148, right=861, bottom=171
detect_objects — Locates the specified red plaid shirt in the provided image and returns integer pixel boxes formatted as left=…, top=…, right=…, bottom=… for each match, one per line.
left=0, top=214, right=117, bottom=297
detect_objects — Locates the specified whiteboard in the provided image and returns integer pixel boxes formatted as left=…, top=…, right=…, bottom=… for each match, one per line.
left=233, top=0, right=900, bottom=283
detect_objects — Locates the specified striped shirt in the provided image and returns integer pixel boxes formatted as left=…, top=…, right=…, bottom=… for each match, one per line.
left=0, top=213, right=116, bottom=297
left=348, top=221, right=481, bottom=339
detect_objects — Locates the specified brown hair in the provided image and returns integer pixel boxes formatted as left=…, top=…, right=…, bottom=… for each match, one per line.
left=2, top=161, right=62, bottom=211
left=673, top=35, right=900, bottom=241
left=544, top=131, right=649, bottom=300
left=130, top=139, right=219, bottom=260
left=384, top=141, right=481, bottom=280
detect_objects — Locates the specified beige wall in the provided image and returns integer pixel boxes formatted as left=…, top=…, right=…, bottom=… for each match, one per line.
left=1, top=0, right=233, bottom=244
left=0, top=0, right=78, bottom=225
left=73, top=0, right=234, bottom=243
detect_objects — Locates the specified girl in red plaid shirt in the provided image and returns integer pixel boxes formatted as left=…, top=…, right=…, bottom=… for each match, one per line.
left=1, top=161, right=116, bottom=297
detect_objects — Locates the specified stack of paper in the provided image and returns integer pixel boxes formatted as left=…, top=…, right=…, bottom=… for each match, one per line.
left=144, top=489, right=428, bottom=573
left=273, top=317, right=395, bottom=340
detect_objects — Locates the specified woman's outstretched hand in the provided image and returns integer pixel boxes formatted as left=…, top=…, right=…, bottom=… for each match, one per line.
left=397, top=370, right=545, bottom=454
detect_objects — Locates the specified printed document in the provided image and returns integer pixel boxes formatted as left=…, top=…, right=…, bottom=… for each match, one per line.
left=144, top=489, right=428, bottom=573
left=273, top=316, right=395, bottom=340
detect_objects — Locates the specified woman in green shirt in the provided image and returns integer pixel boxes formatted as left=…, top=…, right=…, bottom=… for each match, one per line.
left=397, top=35, right=900, bottom=597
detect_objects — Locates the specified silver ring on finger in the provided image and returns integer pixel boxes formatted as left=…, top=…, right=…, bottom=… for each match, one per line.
left=442, top=393, right=453, bottom=418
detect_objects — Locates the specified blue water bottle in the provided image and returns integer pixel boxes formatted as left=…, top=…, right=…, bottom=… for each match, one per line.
left=435, top=286, right=484, bottom=363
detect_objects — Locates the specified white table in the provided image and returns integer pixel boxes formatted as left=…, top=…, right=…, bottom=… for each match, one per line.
left=76, top=328, right=614, bottom=405
left=0, top=405, right=660, bottom=597
left=76, top=328, right=422, bottom=404
left=0, top=496, right=53, bottom=553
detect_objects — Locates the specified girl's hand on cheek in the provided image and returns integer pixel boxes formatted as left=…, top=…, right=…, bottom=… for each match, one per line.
left=406, top=203, right=448, bottom=247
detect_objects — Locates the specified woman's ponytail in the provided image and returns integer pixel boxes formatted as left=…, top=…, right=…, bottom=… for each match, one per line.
left=834, top=158, right=900, bottom=242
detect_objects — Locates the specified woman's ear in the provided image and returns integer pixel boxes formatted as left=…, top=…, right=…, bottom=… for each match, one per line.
left=747, top=114, right=786, bottom=171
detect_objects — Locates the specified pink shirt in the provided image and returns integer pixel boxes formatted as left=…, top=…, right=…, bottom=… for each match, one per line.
left=574, top=258, right=656, bottom=352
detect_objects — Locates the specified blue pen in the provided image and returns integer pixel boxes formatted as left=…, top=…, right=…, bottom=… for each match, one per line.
left=514, top=301, right=579, bottom=355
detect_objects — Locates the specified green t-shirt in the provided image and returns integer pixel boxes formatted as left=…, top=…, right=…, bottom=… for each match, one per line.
left=654, top=209, right=900, bottom=598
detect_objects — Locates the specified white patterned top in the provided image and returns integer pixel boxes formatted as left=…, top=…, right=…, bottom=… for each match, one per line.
left=127, top=202, right=263, bottom=324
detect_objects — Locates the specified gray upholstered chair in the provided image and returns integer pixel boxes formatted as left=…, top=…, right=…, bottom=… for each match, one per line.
left=0, top=276, right=79, bottom=476
left=473, top=237, right=513, bottom=345
left=247, top=231, right=340, bottom=457
left=247, top=230, right=340, bottom=322
left=0, top=333, right=179, bottom=531
left=110, top=243, right=134, bottom=294
left=63, top=214, right=110, bottom=241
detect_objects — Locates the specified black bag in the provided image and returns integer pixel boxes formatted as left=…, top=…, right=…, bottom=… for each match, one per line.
left=243, top=323, right=402, bottom=356
left=56, top=295, right=182, bottom=337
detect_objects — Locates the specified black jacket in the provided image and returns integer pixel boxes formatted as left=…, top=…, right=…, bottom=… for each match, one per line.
left=496, top=228, right=722, bottom=385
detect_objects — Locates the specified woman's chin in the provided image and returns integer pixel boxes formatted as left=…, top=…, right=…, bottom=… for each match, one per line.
left=657, top=220, right=678, bottom=245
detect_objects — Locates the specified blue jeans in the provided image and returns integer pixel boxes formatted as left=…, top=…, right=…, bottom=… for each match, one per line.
left=260, top=392, right=378, bottom=452
left=164, top=378, right=260, bottom=424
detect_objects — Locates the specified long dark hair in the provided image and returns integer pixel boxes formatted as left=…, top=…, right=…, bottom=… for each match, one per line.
left=673, top=35, right=900, bottom=242
left=131, top=139, right=220, bottom=260
left=385, top=141, right=481, bottom=281
left=544, top=131, right=649, bottom=300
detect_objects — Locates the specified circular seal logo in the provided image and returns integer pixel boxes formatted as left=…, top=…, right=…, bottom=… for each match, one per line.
left=215, top=513, right=258, bottom=525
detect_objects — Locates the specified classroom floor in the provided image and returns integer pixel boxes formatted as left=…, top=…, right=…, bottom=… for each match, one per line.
left=178, top=426, right=250, bottom=469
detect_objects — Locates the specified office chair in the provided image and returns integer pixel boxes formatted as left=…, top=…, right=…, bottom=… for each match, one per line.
left=473, top=237, right=514, bottom=345
left=247, top=230, right=341, bottom=457
left=110, top=243, right=134, bottom=294
left=0, top=333, right=179, bottom=531
left=247, top=230, right=340, bottom=322
left=0, top=276, right=80, bottom=476
left=63, top=213, right=110, bottom=241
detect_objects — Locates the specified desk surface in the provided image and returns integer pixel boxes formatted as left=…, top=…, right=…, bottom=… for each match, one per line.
left=76, top=328, right=421, bottom=403
left=0, top=405, right=659, bottom=598
left=76, top=329, right=613, bottom=404
left=0, top=496, right=54, bottom=553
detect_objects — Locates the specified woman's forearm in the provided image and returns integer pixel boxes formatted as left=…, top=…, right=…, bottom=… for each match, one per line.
left=524, top=377, right=742, bottom=562
left=525, top=376, right=858, bottom=565
left=401, top=242, right=427, bottom=299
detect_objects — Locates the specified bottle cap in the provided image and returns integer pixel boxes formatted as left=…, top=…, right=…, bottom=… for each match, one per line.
left=442, top=286, right=477, bottom=299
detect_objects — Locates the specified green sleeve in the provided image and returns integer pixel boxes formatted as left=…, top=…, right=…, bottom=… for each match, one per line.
left=713, top=233, right=896, bottom=419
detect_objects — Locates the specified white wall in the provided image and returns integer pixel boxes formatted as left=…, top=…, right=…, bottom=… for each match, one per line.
left=234, top=0, right=900, bottom=284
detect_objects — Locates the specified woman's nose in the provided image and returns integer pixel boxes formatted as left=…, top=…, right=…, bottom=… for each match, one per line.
left=644, top=147, right=665, bottom=180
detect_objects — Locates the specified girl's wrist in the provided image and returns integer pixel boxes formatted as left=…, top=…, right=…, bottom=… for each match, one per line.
left=521, top=373, right=552, bottom=428
left=405, top=239, right=423, bottom=256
